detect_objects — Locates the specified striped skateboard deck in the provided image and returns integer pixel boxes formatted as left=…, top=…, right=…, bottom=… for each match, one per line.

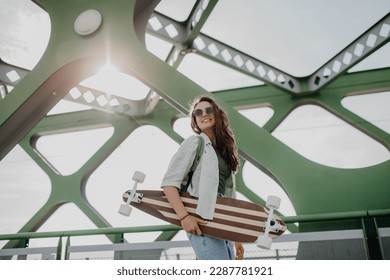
left=122, top=190, right=286, bottom=243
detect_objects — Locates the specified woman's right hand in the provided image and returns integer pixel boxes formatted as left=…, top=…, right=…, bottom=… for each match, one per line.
left=162, top=186, right=207, bottom=235
left=180, top=215, right=207, bottom=235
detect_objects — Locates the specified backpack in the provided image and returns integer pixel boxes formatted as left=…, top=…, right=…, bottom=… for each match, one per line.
left=179, top=136, right=205, bottom=194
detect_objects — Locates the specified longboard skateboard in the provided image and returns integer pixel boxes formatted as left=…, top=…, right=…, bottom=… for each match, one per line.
left=119, top=171, right=286, bottom=249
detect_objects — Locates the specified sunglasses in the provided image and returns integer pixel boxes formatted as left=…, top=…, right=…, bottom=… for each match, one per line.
left=193, top=106, right=215, bottom=118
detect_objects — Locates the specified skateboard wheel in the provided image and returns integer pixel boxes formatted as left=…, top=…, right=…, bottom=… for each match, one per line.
left=266, top=195, right=281, bottom=210
left=132, top=171, right=146, bottom=183
left=118, top=204, right=132, bottom=216
left=256, top=235, right=272, bottom=250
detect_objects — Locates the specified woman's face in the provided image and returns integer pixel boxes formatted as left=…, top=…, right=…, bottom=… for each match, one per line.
left=193, top=101, right=216, bottom=133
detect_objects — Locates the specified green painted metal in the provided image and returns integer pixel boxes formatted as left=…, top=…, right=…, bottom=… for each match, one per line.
left=362, top=217, right=382, bottom=259
left=0, top=0, right=151, bottom=159
left=56, top=237, right=62, bottom=260
left=64, top=236, right=71, bottom=260
left=283, top=209, right=390, bottom=224
left=0, top=211, right=389, bottom=258
left=0, top=0, right=389, bottom=257
left=1, top=210, right=389, bottom=242
left=0, top=225, right=181, bottom=241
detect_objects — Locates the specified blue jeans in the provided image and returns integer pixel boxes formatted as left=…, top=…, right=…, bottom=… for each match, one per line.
left=187, top=233, right=235, bottom=260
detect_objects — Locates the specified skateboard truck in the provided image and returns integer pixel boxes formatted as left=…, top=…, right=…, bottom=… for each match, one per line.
left=256, top=195, right=282, bottom=250
left=118, top=171, right=145, bottom=216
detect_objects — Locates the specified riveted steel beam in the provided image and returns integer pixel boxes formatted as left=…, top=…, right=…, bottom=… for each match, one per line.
left=308, top=13, right=390, bottom=92
left=146, top=0, right=218, bottom=48
left=0, top=59, right=29, bottom=88
left=193, top=34, right=302, bottom=94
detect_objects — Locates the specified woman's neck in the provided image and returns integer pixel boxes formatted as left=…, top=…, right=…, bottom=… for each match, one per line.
left=204, top=131, right=216, bottom=147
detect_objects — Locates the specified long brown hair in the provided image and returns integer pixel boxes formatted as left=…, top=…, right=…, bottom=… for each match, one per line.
left=189, top=96, right=240, bottom=172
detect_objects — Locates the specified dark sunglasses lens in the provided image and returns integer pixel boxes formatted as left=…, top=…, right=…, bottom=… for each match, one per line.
left=205, top=107, right=214, bottom=115
left=193, top=109, right=203, bottom=117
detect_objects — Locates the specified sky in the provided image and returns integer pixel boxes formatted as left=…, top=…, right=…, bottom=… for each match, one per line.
left=0, top=0, right=390, bottom=258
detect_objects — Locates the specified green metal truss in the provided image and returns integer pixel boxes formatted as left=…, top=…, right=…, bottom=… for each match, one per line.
left=0, top=0, right=389, bottom=258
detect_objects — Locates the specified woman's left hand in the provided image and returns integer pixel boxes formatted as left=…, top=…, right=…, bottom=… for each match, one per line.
left=234, top=242, right=244, bottom=260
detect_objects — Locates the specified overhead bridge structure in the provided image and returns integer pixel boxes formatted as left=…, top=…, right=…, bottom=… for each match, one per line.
left=0, top=0, right=389, bottom=260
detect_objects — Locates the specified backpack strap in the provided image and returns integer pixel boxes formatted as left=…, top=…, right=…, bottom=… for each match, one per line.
left=180, top=135, right=204, bottom=193
left=189, top=135, right=204, bottom=173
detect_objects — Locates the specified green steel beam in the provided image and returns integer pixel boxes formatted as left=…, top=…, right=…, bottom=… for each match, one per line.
left=0, top=0, right=154, bottom=160
left=133, top=48, right=390, bottom=218
left=211, top=69, right=390, bottom=228
left=0, top=59, right=29, bottom=87
left=0, top=0, right=389, bottom=251
left=146, top=0, right=218, bottom=48
left=2, top=110, right=141, bottom=249
left=1, top=210, right=389, bottom=242
left=0, top=225, right=181, bottom=241
left=212, top=67, right=390, bottom=146
left=308, top=13, right=390, bottom=92
left=193, top=33, right=302, bottom=94
left=183, top=0, right=219, bottom=45
left=145, top=8, right=389, bottom=96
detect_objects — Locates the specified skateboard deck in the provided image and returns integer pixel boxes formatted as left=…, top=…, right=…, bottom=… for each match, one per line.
left=122, top=190, right=286, bottom=243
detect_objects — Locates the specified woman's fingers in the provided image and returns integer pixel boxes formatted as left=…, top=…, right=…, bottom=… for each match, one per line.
left=181, top=215, right=207, bottom=235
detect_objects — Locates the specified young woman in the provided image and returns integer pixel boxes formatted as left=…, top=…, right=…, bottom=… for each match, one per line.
left=161, top=96, right=244, bottom=260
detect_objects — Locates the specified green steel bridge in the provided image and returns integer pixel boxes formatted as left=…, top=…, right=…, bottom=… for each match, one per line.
left=0, top=0, right=389, bottom=259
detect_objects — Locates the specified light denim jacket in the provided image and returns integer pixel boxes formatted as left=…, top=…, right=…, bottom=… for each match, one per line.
left=161, top=132, right=236, bottom=220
